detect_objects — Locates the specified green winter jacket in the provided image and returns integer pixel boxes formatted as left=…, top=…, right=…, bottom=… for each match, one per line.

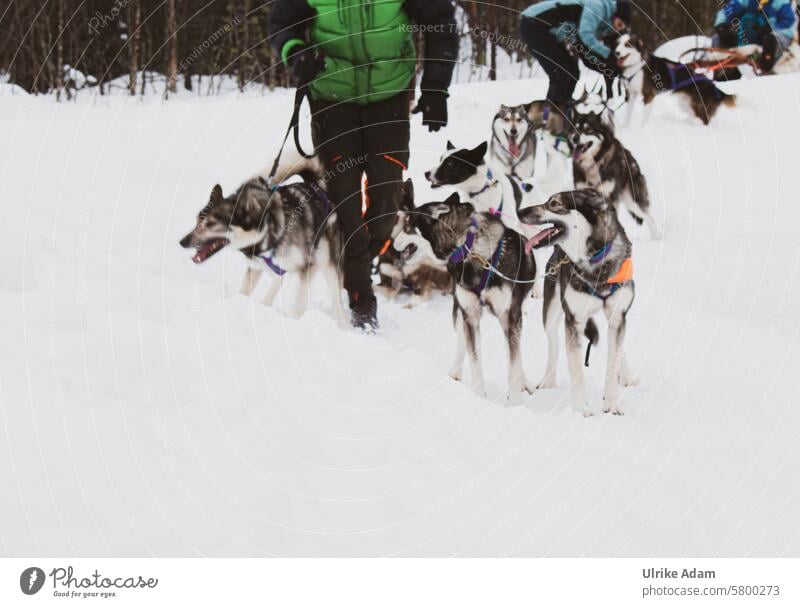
left=268, top=0, right=458, bottom=106
left=281, top=0, right=416, bottom=105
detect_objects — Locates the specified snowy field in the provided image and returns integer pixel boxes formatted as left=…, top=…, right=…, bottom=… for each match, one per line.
left=1, top=71, right=800, bottom=557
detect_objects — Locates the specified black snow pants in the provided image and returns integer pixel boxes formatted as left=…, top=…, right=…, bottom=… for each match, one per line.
left=310, top=90, right=411, bottom=298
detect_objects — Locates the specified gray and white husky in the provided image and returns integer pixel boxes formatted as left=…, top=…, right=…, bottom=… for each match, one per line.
left=520, top=189, right=638, bottom=416
left=179, top=158, right=344, bottom=321
left=394, top=194, right=537, bottom=405
left=571, top=112, right=661, bottom=240
left=489, top=104, right=537, bottom=179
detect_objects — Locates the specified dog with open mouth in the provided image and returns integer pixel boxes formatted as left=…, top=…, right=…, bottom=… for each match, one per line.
left=394, top=193, right=537, bottom=405
left=519, top=189, right=638, bottom=416
left=571, top=111, right=661, bottom=240
left=489, top=104, right=537, bottom=179
left=179, top=157, right=344, bottom=321
left=615, top=33, right=736, bottom=126
left=376, top=179, right=453, bottom=307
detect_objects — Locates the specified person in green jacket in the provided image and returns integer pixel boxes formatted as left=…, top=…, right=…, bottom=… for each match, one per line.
left=268, top=0, right=458, bottom=332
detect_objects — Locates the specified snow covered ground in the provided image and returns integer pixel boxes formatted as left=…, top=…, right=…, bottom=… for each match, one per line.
left=1, top=71, right=800, bottom=557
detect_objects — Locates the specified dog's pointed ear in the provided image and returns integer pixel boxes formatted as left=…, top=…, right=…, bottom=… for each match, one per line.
left=209, top=184, right=223, bottom=206
left=400, top=178, right=415, bottom=211
left=446, top=140, right=456, bottom=151
left=580, top=189, right=609, bottom=209
left=427, top=203, right=453, bottom=219
left=471, top=141, right=488, bottom=161
left=444, top=192, right=460, bottom=205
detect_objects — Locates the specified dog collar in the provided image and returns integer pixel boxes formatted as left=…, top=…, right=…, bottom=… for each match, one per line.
left=590, top=242, right=613, bottom=264
left=469, top=168, right=498, bottom=198
left=259, top=252, right=287, bottom=276
left=449, top=217, right=478, bottom=264
left=621, top=61, right=647, bottom=83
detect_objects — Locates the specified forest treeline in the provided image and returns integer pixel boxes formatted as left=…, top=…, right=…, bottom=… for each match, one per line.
left=0, top=0, right=719, bottom=98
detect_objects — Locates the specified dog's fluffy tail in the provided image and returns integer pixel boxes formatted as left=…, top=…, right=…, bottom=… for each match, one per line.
left=257, top=148, right=323, bottom=186
left=721, top=92, right=737, bottom=108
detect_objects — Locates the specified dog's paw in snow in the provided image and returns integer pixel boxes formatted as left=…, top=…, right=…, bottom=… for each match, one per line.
left=471, top=383, right=488, bottom=399
left=536, top=375, right=558, bottom=390
left=618, top=372, right=638, bottom=387
left=603, top=402, right=624, bottom=416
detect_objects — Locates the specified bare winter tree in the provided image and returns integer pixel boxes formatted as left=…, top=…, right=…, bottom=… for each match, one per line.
left=165, top=0, right=177, bottom=96
left=128, top=0, right=141, bottom=96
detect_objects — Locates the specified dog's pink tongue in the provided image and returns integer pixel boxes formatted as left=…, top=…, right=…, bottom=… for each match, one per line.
left=192, top=252, right=204, bottom=264
left=525, top=227, right=556, bottom=254
left=508, top=140, right=521, bottom=157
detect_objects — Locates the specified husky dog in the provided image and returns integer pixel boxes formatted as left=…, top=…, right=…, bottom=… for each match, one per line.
left=394, top=194, right=537, bottom=404
left=571, top=112, right=661, bottom=240
left=615, top=33, right=736, bottom=126
left=179, top=159, right=343, bottom=320
left=520, top=189, right=638, bottom=416
left=377, top=179, right=453, bottom=306
left=489, top=104, right=537, bottom=179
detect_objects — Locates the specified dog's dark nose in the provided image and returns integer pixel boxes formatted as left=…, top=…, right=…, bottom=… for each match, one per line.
left=179, top=232, right=193, bottom=248
left=424, top=170, right=432, bottom=181
left=510, top=128, right=518, bottom=137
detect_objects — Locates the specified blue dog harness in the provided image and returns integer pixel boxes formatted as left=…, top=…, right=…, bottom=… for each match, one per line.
left=449, top=216, right=506, bottom=295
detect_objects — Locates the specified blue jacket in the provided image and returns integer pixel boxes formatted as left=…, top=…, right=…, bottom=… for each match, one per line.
left=522, top=0, right=618, bottom=59
left=715, top=0, right=798, bottom=43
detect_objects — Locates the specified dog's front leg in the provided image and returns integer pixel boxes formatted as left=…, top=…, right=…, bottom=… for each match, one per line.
left=240, top=267, right=263, bottom=297
left=537, top=281, right=562, bottom=389
left=565, top=322, right=591, bottom=416
left=618, top=352, right=638, bottom=387
left=260, top=275, right=282, bottom=307
left=603, top=316, right=626, bottom=415
left=457, top=288, right=486, bottom=398
left=501, top=306, right=526, bottom=405
left=287, top=270, right=311, bottom=319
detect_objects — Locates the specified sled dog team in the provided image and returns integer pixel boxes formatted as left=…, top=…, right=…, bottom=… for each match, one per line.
left=179, top=69, right=672, bottom=417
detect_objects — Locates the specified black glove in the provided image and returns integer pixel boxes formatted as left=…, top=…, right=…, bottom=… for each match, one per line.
left=412, top=91, right=448, bottom=132
left=715, top=23, right=738, bottom=48
left=287, top=45, right=325, bottom=87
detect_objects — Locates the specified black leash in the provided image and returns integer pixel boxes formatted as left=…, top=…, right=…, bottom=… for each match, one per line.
left=267, top=83, right=316, bottom=185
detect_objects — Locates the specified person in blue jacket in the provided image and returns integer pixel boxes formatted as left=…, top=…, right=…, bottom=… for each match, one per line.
left=713, top=0, right=798, bottom=76
left=519, top=0, right=632, bottom=107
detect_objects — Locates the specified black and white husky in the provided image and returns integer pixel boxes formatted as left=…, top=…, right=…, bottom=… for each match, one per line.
left=489, top=104, right=537, bottom=179
left=571, top=112, right=661, bottom=240
left=179, top=158, right=344, bottom=320
left=520, top=189, right=638, bottom=416
left=615, top=33, right=736, bottom=126
left=394, top=194, right=537, bottom=404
